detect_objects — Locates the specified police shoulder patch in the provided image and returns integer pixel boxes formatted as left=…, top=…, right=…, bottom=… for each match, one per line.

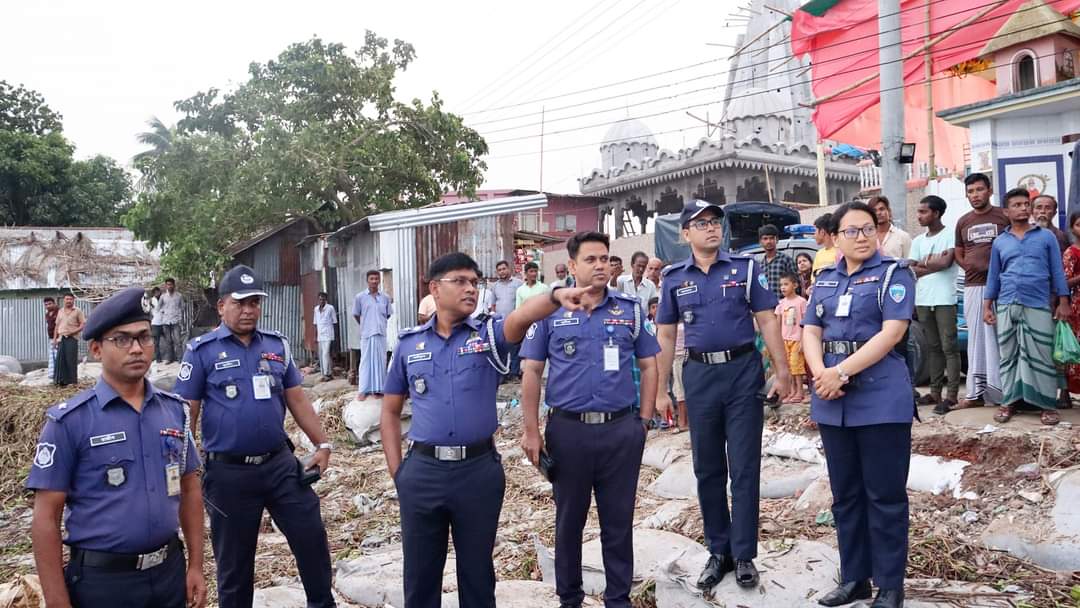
left=889, top=283, right=907, bottom=303
left=33, top=443, right=56, bottom=469
left=645, top=322, right=657, bottom=336
left=526, top=323, right=538, bottom=340
left=177, top=362, right=193, bottom=382
left=757, top=273, right=769, bottom=289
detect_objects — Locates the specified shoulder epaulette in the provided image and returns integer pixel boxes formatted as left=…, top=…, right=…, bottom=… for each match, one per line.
left=187, top=332, right=221, bottom=351
left=398, top=324, right=427, bottom=338
left=46, top=389, right=96, bottom=422
left=661, top=258, right=690, bottom=276
left=257, top=328, right=287, bottom=341
left=157, top=390, right=186, bottom=404
left=613, top=291, right=640, bottom=303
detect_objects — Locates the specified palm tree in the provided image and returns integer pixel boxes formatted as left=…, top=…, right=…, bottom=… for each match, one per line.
left=133, top=116, right=174, bottom=163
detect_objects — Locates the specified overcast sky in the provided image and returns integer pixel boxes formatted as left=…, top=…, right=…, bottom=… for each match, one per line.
left=3, top=0, right=746, bottom=194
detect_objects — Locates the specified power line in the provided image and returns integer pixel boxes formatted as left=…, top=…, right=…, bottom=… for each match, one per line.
left=467, top=0, right=653, bottom=113
left=484, top=49, right=1057, bottom=160
left=478, top=4, right=1072, bottom=142
left=461, top=0, right=1075, bottom=119
left=456, top=0, right=621, bottom=111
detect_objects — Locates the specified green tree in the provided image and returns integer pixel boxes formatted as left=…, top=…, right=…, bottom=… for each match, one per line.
left=0, top=81, right=132, bottom=226
left=126, top=33, right=488, bottom=282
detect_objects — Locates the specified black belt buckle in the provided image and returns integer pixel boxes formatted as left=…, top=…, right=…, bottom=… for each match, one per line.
left=434, top=446, right=466, bottom=461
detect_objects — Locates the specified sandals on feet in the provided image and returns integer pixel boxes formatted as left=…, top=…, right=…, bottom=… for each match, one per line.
left=1041, top=410, right=1061, bottom=426
left=994, top=405, right=1016, bottom=423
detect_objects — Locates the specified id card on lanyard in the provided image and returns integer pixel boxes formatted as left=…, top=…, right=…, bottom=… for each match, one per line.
left=835, top=293, right=853, bottom=318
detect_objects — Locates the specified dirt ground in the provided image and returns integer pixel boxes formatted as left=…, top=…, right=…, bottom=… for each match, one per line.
left=2, top=376, right=1080, bottom=607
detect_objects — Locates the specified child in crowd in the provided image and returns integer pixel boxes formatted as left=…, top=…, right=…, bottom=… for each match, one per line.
left=775, top=273, right=807, bottom=403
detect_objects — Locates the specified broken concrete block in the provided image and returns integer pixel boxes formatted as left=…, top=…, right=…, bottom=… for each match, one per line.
left=0, top=355, right=23, bottom=374
left=251, top=586, right=307, bottom=608
left=760, top=460, right=822, bottom=499
left=311, top=378, right=353, bottom=397
left=642, top=501, right=691, bottom=529
left=19, top=368, right=53, bottom=387
left=794, top=475, right=832, bottom=513
left=642, top=444, right=688, bottom=471
left=761, top=430, right=824, bottom=464
left=907, top=454, right=969, bottom=497
left=982, top=472, right=1080, bottom=571
left=343, top=398, right=411, bottom=445
left=647, top=461, right=697, bottom=500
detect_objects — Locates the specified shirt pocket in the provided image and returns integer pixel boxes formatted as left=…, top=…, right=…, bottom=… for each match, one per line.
left=851, top=284, right=882, bottom=318
left=551, top=323, right=583, bottom=347
left=407, top=359, right=435, bottom=381
left=86, top=443, right=136, bottom=490
left=675, top=290, right=702, bottom=311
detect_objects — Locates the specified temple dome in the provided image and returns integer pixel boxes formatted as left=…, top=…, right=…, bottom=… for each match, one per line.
left=600, top=118, right=659, bottom=171
left=723, top=87, right=790, bottom=121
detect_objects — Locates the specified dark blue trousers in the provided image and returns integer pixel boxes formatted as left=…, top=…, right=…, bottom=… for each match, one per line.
left=203, top=449, right=335, bottom=608
left=395, top=449, right=505, bottom=608
left=818, top=423, right=911, bottom=590
left=682, top=352, right=764, bottom=560
left=65, top=541, right=185, bottom=607
left=546, top=412, right=646, bottom=608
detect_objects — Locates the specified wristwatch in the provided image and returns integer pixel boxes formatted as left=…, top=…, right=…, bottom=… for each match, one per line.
left=317, top=442, right=334, bottom=452
left=836, top=365, right=850, bottom=384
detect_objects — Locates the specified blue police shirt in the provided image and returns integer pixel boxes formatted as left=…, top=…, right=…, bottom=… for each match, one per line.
left=656, top=251, right=777, bottom=350
left=519, top=290, right=660, bottom=412
left=385, top=314, right=511, bottom=445
left=26, top=379, right=199, bottom=553
left=175, top=324, right=303, bottom=454
left=802, top=252, right=916, bottom=427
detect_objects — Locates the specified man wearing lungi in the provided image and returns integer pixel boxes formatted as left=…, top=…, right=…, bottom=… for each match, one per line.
left=353, top=270, right=393, bottom=400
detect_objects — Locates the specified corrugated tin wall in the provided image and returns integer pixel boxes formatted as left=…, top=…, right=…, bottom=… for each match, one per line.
left=415, top=223, right=458, bottom=302
left=260, top=284, right=309, bottom=363
left=251, top=235, right=281, bottom=284
left=457, top=215, right=514, bottom=278
left=335, top=229, right=379, bottom=351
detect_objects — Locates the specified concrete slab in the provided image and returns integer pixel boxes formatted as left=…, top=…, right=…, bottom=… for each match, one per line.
left=252, top=586, right=307, bottom=608
left=945, top=406, right=1080, bottom=430
left=981, top=471, right=1080, bottom=572
left=335, top=545, right=458, bottom=606
left=311, top=378, right=353, bottom=397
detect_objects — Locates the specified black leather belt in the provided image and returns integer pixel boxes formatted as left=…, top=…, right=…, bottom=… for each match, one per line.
left=687, top=342, right=756, bottom=364
left=412, top=438, right=494, bottom=462
left=823, top=340, right=867, bottom=355
left=70, top=536, right=181, bottom=572
left=206, top=442, right=287, bottom=465
left=551, top=407, right=633, bottom=424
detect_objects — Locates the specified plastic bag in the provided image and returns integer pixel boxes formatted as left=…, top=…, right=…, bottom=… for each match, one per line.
left=1053, top=321, right=1080, bottom=364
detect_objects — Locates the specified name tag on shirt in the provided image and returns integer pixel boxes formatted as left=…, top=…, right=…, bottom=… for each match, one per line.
left=553, top=318, right=580, bottom=327
left=166, top=463, right=181, bottom=497
left=836, top=294, right=853, bottom=318
left=406, top=352, right=433, bottom=364
left=252, top=375, right=272, bottom=400
left=816, top=280, right=839, bottom=288
left=90, top=432, right=127, bottom=447
left=214, top=359, right=241, bottom=371
left=603, top=344, right=620, bottom=372
left=675, top=285, right=699, bottom=296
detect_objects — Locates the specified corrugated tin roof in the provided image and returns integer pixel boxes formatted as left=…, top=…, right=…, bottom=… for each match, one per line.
left=0, top=228, right=159, bottom=291
left=226, top=217, right=320, bottom=256
left=366, top=194, right=547, bottom=232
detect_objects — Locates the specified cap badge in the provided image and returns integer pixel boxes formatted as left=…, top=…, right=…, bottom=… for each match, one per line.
left=696, top=200, right=710, bottom=208
left=240, top=274, right=255, bottom=285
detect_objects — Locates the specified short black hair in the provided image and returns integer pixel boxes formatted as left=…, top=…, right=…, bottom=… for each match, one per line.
left=831, top=202, right=878, bottom=233
left=365, top=269, right=380, bottom=279
left=868, top=194, right=890, bottom=209
left=1069, top=211, right=1080, bottom=229
left=647, top=296, right=659, bottom=308
left=919, top=194, right=947, bottom=216
left=495, top=260, right=509, bottom=269
left=609, top=255, right=623, bottom=264
left=567, top=231, right=609, bottom=259
left=43, top=296, right=55, bottom=304
left=63, top=293, right=74, bottom=300
left=426, top=252, right=480, bottom=282
left=779, top=272, right=799, bottom=285
left=630, top=251, right=648, bottom=265
left=758, top=224, right=779, bottom=238
left=1003, top=187, right=1030, bottom=206
left=964, top=172, right=991, bottom=189
left=318, top=291, right=328, bottom=298
left=164, top=277, right=175, bottom=284
left=813, top=213, right=834, bottom=231
left=524, top=262, right=538, bottom=272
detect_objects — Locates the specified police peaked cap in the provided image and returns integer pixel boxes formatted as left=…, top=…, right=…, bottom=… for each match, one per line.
left=83, top=287, right=153, bottom=341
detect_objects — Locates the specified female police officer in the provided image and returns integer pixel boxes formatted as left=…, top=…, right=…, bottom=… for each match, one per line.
left=802, top=202, right=915, bottom=608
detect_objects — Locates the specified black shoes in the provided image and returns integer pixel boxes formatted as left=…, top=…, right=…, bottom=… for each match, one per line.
left=817, top=580, right=872, bottom=606
left=870, top=588, right=904, bottom=607
left=696, top=553, right=735, bottom=589
left=734, top=560, right=758, bottom=588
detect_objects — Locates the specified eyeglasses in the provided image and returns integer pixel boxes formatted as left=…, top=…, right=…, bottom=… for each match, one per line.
left=102, top=333, right=154, bottom=349
left=838, top=225, right=876, bottom=240
left=438, top=277, right=480, bottom=288
left=688, top=218, right=723, bottom=231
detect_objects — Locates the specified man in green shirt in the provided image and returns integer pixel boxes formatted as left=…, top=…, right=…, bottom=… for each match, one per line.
left=516, top=262, right=550, bottom=308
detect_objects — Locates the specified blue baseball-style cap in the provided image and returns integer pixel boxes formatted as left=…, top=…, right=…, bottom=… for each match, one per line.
left=219, top=265, right=269, bottom=300
left=679, top=199, right=724, bottom=227
left=83, top=287, right=153, bottom=341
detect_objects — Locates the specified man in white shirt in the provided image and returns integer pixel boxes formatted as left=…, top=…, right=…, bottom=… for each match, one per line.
left=909, top=195, right=961, bottom=414
left=313, top=291, right=337, bottom=380
left=149, top=286, right=164, bottom=363
left=158, top=277, right=185, bottom=363
left=871, top=195, right=913, bottom=259
left=549, top=263, right=574, bottom=289
left=617, top=251, right=658, bottom=313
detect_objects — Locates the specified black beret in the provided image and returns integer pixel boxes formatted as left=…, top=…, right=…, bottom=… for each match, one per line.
left=83, top=287, right=153, bottom=342
left=219, top=265, right=269, bottom=300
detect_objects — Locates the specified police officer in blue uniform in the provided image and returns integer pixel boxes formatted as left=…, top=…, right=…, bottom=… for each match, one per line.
left=28, top=286, right=206, bottom=608
left=175, top=265, right=336, bottom=608
left=654, top=200, right=795, bottom=590
left=519, top=231, right=661, bottom=608
left=381, top=252, right=595, bottom=608
left=802, top=202, right=915, bottom=608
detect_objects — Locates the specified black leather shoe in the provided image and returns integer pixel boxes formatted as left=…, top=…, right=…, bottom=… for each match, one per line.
left=696, top=553, right=734, bottom=589
left=870, top=588, right=904, bottom=608
left=817, top=580, right=872, bottom=606
left=734, top=559, right=759, bottom=588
